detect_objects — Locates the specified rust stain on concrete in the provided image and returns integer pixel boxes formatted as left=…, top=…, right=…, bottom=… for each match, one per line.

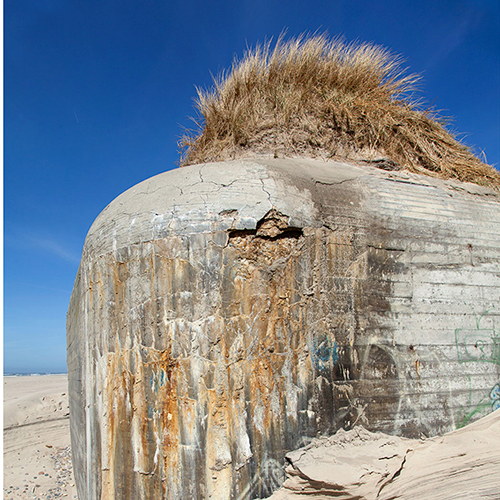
left=79, top=213, right=392, bottom=498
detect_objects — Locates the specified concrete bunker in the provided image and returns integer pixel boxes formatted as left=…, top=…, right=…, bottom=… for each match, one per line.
left=67, top=158, right=500, bottom=499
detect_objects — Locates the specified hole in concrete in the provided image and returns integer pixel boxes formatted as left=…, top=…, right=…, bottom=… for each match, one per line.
left=228, top=209, right=303, bottom=241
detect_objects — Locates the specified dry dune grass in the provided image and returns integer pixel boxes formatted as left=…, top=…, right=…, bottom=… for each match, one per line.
left=179, top=34, right=500, bottom=190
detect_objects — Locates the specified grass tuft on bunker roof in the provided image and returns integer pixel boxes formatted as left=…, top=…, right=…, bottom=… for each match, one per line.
left=179, top=34, right=500, bottom=190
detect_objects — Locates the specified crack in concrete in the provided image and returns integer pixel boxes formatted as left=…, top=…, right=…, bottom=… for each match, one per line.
left=260, top=178, right=274, bottom=205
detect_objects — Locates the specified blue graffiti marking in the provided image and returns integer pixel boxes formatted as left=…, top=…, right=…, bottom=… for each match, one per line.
left=490, top=384, right=500, bottom=411
left=150, top=368, right=168, bottom=394
left=312, top=337, right=338, bottom=370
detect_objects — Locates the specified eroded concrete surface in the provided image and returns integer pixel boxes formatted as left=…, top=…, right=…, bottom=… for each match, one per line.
left=67, top=158, right=500, bottom=499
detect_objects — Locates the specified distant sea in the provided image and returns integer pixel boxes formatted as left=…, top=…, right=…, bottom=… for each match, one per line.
left=4, top=372, right=68, bottom=377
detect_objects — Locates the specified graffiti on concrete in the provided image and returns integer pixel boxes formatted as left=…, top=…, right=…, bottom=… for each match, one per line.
left=235, top=458, right=284, bottom=500
left=455, top=309, right=500, bottom=366
left=490, top=384, right=500, bottom=412
left=311, top=336, right=338, bottom=371
left=457, top=379, right=500, bottom=428
left=455, top=309, right=499, bottom=427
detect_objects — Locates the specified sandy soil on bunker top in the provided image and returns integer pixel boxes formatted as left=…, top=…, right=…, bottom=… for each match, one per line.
left=3, top=374, right=77, bottom=500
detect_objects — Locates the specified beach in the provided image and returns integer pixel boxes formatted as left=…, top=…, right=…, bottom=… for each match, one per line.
left=3, top=374, right=77, bottom=500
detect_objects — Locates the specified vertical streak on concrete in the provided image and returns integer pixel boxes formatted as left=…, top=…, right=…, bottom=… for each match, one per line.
left=84, top=265, right=92, bottom=499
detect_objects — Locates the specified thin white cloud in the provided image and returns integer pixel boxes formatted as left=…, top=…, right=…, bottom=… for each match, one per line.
left=11, top=282, right=72, bottom=294
left=424, top=8, right=481, bottom=72
left=28, top=235, right=81, bottom=264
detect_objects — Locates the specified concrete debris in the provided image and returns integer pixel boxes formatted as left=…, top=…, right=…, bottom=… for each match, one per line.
left=265, top=409, right=500, bottom=500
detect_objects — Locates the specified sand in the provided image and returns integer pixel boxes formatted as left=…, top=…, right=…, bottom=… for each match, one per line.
left=3, top=374, right=77, bottom=500
left=266, top=409, right=500, bottom=500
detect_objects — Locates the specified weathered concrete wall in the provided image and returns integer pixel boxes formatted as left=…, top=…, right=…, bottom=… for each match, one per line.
left=67, top=158, right=500, bottom=500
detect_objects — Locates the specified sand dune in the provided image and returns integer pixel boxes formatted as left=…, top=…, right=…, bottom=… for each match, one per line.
left=3, top=375, right=77, bottom=500
left=265, top=409, right=500, bottom=500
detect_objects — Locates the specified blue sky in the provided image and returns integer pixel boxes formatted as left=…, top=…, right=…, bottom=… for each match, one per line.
left=4, top=0, right=499, bottom=374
